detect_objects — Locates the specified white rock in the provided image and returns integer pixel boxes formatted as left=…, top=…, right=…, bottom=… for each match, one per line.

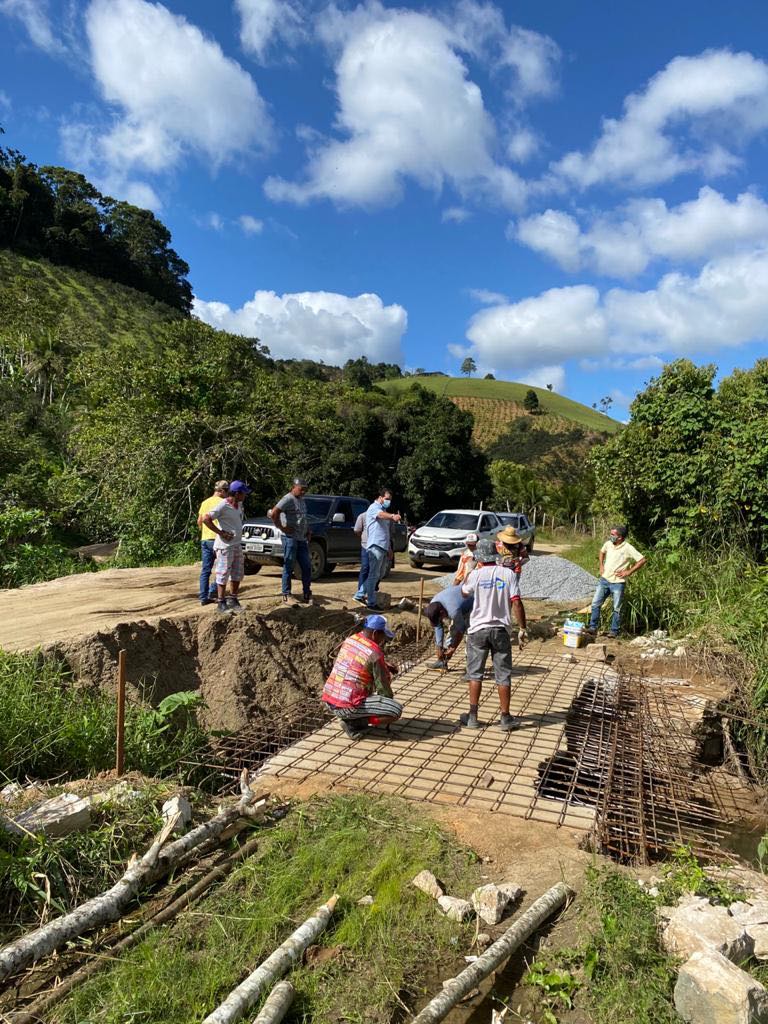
left=1, top=782, right=23, bottom=803
left=91, top=780, right=143, bottom=807
left=437, top=895, right=473, bottom=922
left=585, top=644, right=607, bottom=661
left=629, top=636, right=652, bottom=647
left=675, top=950, right=768, bottom=1024
left=162, top=795, right=192, bottom=833
left=498, top=882, right=523, bottom=906
left=4, top=793, right=91, bottom=837
left=471, top=883, right=514, bottom=925
left=476, top=933, right=491, bottom=949
left=411, top=870, right=444, bottom=900
left=651, top=629, right=669, bottom=639
left=730, top=901, right=768, bottom=959
left=673, top=646, right=687, bottom=657
left=662, top=902, right=754, bottom=962
left=648, top=886, right=660, bottom=898
left=357, top=895, right=374, bottom=906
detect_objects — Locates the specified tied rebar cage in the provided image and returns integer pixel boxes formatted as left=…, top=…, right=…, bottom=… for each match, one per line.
left=181, top=648, right=760, bottom=865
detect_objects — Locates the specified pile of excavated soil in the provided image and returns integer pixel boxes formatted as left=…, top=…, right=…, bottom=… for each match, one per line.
left=45, top=607, right=418, bottom=734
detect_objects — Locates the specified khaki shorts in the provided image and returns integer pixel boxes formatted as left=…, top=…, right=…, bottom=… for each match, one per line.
left=465, top=627, right=512, bottom=686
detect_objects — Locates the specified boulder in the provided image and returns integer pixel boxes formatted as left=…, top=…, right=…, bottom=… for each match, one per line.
left=162, top=794, right=192, bottom=833
left=730, top=901, right=768, bottom=959
left=4, top=792, right=91, bottom=837
left=437, top=895, right=473, bottom=922
left=662, top=901, right=754, bottom=963
left=0, top=782, right=23, bottom=803
left=675, top=950, right=768, bottom=1024
left=471, top=883, right=514, bottom=925
left=585, top=644, right=607, bottom=662
left=411, top=870, right=444, bottom=900
left=498, top=882, right=523, bottom=906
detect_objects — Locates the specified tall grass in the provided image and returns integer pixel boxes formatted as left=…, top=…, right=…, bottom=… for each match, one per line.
left=0, top=651, right=207, bottom=783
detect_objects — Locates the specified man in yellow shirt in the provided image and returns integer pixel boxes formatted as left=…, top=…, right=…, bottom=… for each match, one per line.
left=197, top=480, right=228, bottom=605
left=587, top=525, right=646, bottom=638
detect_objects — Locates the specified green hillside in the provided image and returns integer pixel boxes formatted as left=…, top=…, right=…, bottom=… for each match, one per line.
left=0, top=249, right=183, bottom=348
left=378, top=375, right=621, bottom=433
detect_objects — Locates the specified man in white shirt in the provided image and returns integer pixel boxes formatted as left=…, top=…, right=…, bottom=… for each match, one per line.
left=587, top=525, right=646, bottom=638
left=460, top=538, right=527, bottom=731
left=202, top=480, right=251, bottom=615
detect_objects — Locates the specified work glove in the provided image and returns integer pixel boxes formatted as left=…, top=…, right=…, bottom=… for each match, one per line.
left=517, top=628, right=528, bottom=649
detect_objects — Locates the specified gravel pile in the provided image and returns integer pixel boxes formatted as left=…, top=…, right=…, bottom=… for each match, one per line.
left=434, top=555, right=598, bottom=602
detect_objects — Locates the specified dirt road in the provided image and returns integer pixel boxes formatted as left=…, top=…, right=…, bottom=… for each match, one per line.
left=0, top=542, right=574, bottom=652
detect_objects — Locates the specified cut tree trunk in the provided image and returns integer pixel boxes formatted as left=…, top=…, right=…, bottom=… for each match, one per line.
left=251, top=981, right=295, bottom=1024
left=202, top=895, right=339, bottom=1024
left=0, top=771, right=264, bottom=985
left=410, top=883, right=572, bottom=1024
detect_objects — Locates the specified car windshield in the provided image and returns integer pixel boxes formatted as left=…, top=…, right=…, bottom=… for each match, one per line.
left=424, top=512, right=479, bottom=531
left=498, top=514, right=522, bottom=527
left=305, top=497, right=334, bottom=522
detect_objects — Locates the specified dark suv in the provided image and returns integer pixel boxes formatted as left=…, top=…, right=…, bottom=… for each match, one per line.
left=241, top=494, right=408, bottom=581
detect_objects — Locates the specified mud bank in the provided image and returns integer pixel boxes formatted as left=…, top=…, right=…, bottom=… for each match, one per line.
left=42, top=607, right=369, bottom=733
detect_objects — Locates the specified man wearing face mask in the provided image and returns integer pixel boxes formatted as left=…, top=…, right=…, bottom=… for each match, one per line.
left=362, top=487, right=401, bottom=609
left=587, top=525, right=646, bottom=639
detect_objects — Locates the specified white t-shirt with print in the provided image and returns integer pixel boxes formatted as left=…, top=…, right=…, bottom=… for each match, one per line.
left=461, top=564, right=521, bottom=633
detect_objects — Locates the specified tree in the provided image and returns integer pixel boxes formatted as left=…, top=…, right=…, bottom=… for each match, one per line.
left=523, top=389, right=540, bottom=413
left=547, top=383, right=553, bottom=392
left=489, top=460, right=548, bottom=514
left=461, top=357, right=477, bottom=377
left=599, top=395, right=613, bottom=415
left=484, top=373, right=495, bottom=380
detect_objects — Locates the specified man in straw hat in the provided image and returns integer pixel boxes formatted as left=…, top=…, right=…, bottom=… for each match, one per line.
left=495, top=525, right=530, bottom=575
left=460, top=538, right=528, bottom=730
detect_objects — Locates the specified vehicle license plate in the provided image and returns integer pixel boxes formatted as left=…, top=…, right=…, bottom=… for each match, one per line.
left=425, top=549, right=440, bottom=558
left=246, top=542, right=264, bottom=552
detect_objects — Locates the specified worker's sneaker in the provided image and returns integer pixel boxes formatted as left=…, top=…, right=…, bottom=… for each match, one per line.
left=341, top=719, right=367, bottom=739
left=200, top=597, right=212, bottom=606
left=281, top=593, right=290, bottom=604
left=429, top=659, right=448, bottom=669
left=459, top=712, right=481, bottom=729
left=216, top=600, right=230, bottom=616
left=226, top=596, right=244, bottom=614
left=607, top=632, right=619, bottom=639
left=352, top=593, right=367, bottom=604
left=499, top=713, right=520, bottom=731
left=300, top=594, right=314, bottom=605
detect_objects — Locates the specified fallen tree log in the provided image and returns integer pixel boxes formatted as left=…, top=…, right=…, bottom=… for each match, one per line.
left=251, top=981, right=295, bottom=1024
left=9, top=831, right=265, bottom=1024
left=202, top=894, right=339, bottom=1024
left=0, top=771, right=265, bottom=985
left=411, top=882, right=573, bottom=1024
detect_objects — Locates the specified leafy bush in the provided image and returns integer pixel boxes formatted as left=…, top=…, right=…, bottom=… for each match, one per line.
left=0, top=504, right=94, bottom=587
left=0, top=651, right=207, bottom=783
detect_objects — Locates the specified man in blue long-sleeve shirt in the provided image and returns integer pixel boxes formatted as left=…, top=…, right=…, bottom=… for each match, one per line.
left=423, top=584, right=474, bottom=669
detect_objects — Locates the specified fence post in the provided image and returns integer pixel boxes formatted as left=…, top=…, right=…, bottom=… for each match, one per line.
left=416, top=579, right=425, bottom=642
left=116, top=649, right=126, bottom=777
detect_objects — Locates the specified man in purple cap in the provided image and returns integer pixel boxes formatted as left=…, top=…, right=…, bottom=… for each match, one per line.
left=321, top=614, right=403, bottom=739
left=203, top=480, right=251, bottom=615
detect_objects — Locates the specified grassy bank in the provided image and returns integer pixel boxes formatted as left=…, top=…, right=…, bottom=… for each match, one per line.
left=52, top=795, right=481, bottom=1024
left=0, top=651, right=207, bottom=784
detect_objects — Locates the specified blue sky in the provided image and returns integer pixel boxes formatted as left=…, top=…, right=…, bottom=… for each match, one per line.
left=2, top=0, right=768, bottom=415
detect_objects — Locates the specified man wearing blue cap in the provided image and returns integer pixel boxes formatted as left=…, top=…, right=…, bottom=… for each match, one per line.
left=203, top=480, right=251, bottom=615
left=322, top=614, right=402, bottom=739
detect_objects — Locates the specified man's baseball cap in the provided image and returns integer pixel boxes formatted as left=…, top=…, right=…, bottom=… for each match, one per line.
left=292, top=477, right=307, bottom=488
left=475, top=538, right=498, bottom=563
left=465, top=532, right=479, bottom=544
left=229, top=480, right=252, bottom=495
left=364, top=614, right=395, bottom=638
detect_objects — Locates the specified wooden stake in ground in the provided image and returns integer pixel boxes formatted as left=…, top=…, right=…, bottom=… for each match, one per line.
left=416, top=579, right=425, bottom=642
left=0, top=771, right=264, bottom=984
left=251, top=981, right=295, bottom=1024
left=116, top=649, right=127, bottom=776
left=202, top=895, right=339, bottom=1024
left=410, top=883, right=572, bottom=1024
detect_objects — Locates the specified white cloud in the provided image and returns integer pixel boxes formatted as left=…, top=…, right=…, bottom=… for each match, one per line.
left=196, top=212, right=224, bottom=231
left=461, top=247, right=768, bottom=375
left=265, top=2, right=531, bottom=209
left=442, top=206, right=471, bottom=224
left=520, top=365, right=566, bottom=392
left=516, top=187, right=768, bottom=278
left=468, top=288, right=508, bottom=305
left=0, top=0, right=64, bottom=55
left=193, top=289, right=407, bottom=364
left=552, top=49, right=768, bottom=190
left=65, top=0, right=272, bottom=186
left=239, top=214, right=264, bottom=235
left=506, top=128, right=538, bottom=163
left=0, top=91, right=11, bottom=114
left=235, top=0, right=305, bottom=63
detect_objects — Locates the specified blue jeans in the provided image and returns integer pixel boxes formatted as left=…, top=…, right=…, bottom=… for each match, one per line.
left=355, top=547, right=370, bottom=597
left=365, top=545, right=387, bottom=606
left=200, top=540, right=217, bottom=600
left=589, top=578, right=625, bottom=634
left=282, top=537, right=312, bottom=597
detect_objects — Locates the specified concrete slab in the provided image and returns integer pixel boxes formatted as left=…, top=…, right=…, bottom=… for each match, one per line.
left=257, top=650, right=602, bottom=831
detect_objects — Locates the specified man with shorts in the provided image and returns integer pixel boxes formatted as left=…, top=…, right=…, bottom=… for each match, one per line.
left=321, top=614, right=402, bottom=739
left=460, top=538, right=528, bottom=730
left=270, top=478, right=312, bottom=604
left=203, top=480, right=251, bottom=615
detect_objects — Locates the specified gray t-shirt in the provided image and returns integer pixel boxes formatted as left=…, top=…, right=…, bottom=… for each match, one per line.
left=276, top=492, right=308, bottom=541
left=210, top=499, right=245, bottom=550
left=462, top=565, right=521, bottom=633
left=355, top=511, right=390, bottom=548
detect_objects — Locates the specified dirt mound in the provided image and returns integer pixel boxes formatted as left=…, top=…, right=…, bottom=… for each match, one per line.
left=45, top=607, right=366, bottom=733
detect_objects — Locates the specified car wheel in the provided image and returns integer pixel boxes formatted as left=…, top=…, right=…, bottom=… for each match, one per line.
left=243, top=561, right=262, bottom=575
left=308, top=540, right=327, bottom=581
left=325, top=562, right=337, bottom=573
left=409, top=557, right=423, bottom=569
